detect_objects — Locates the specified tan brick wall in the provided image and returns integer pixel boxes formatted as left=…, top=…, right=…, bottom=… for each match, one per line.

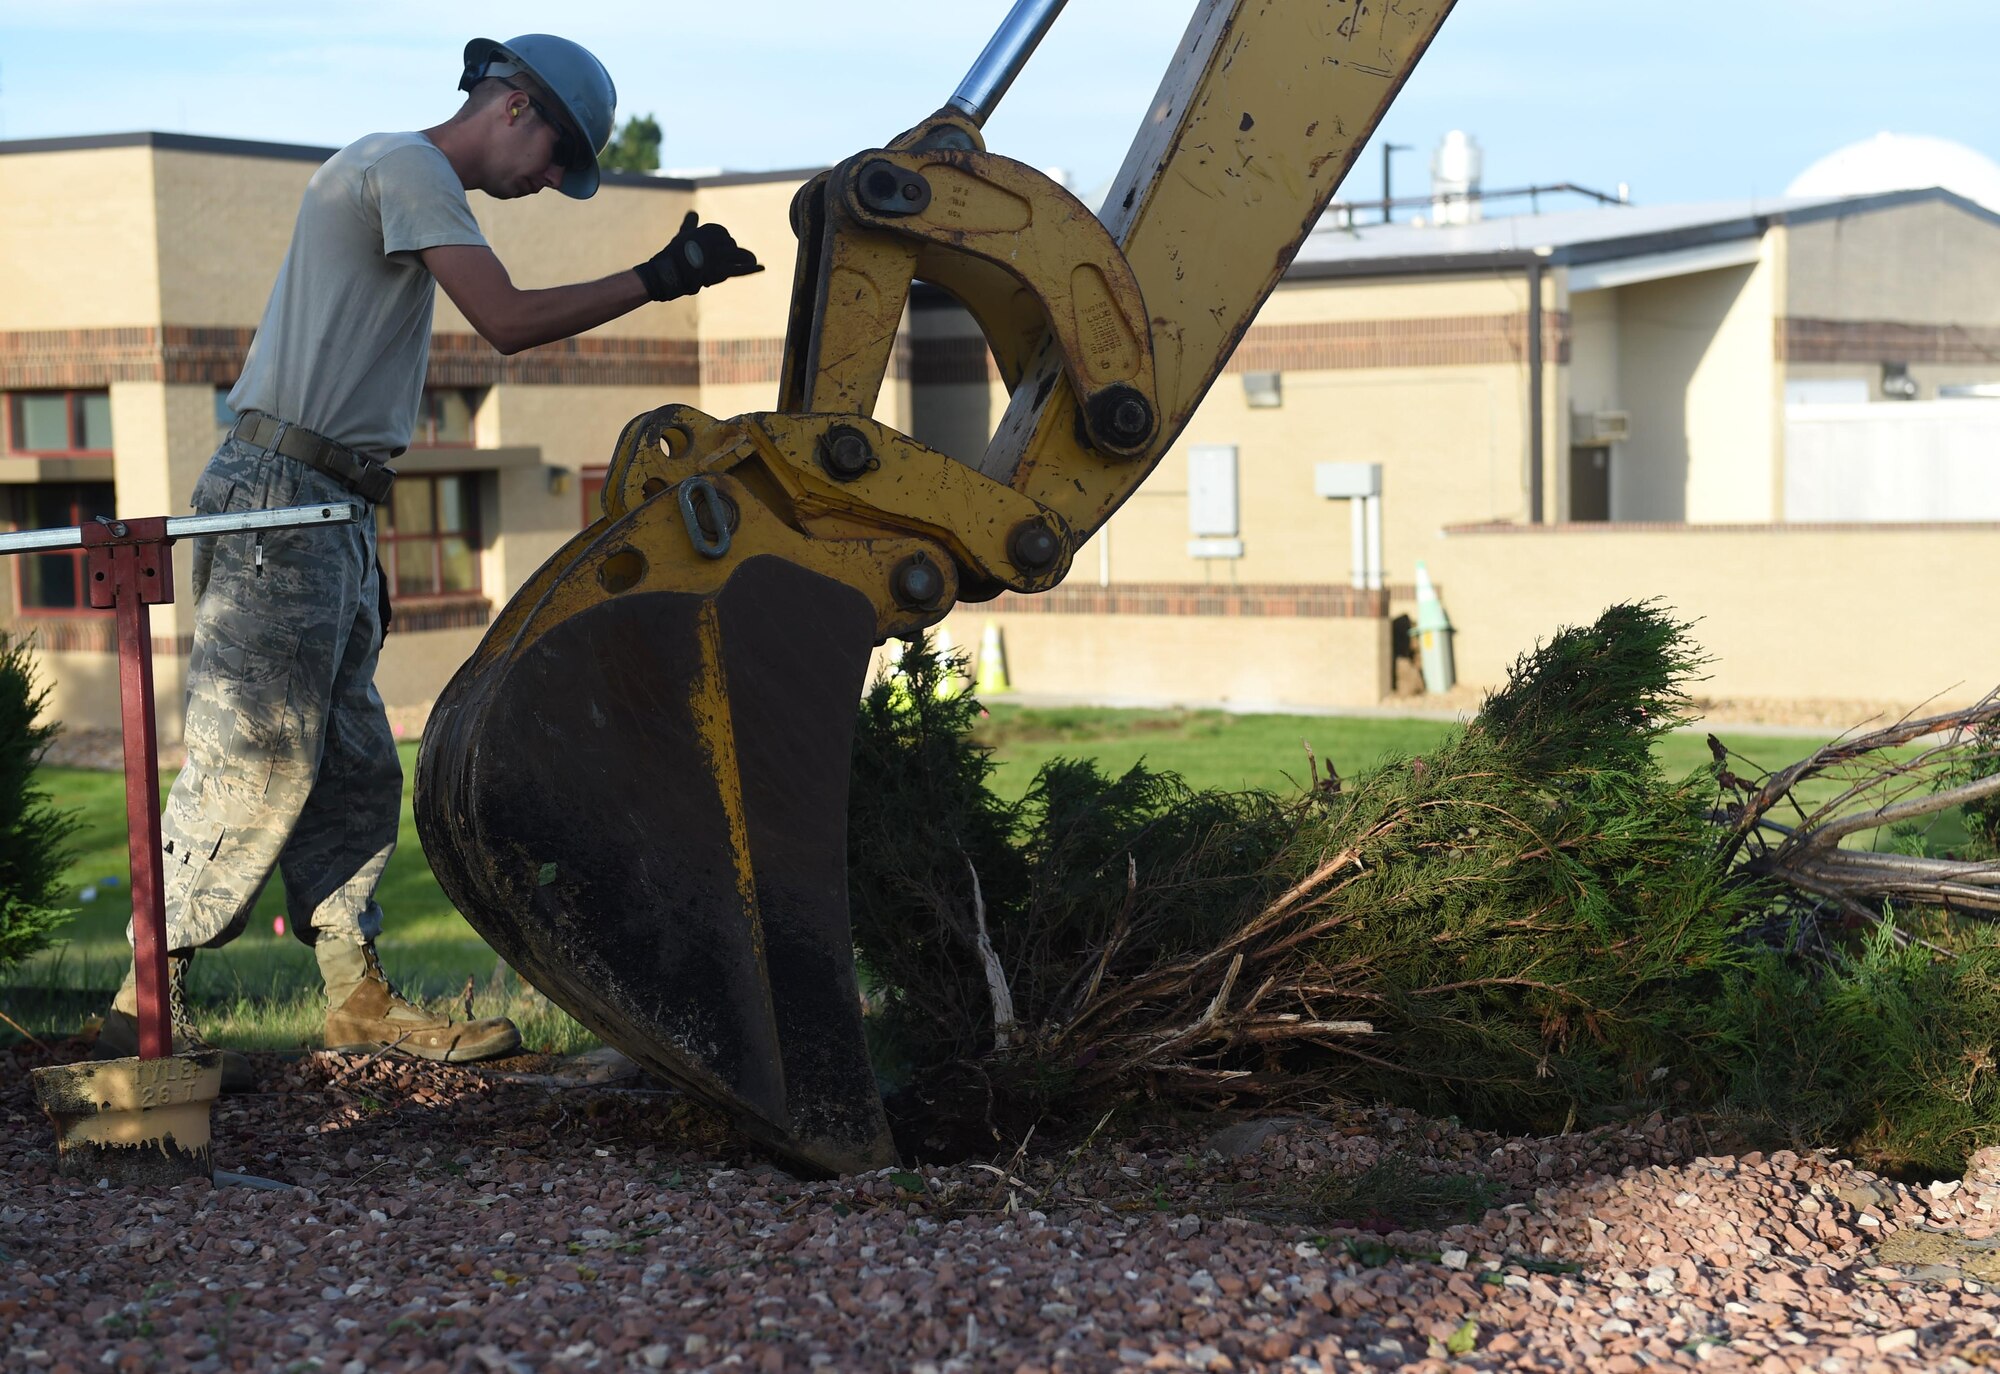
left=1426, top=523, right=2000, bottom=708
left=0, top=148, right=161, bottom=330
left=1785, top=199, right=2000, bottom=328
left=937, top=606, right=1393, bottom=710
left=1260, top=273, right=1529, bottom=325
left=1611, top=262, right=1772, bottom=522
left=691, top=178, right=811, bottom=345
left=376, top=625, right=488, bottom=719
left=1098, top=362, right=1530, bottom=589
left=152, top=150, right=314, bottom=325
left=477, top=383, right=666, bottom=589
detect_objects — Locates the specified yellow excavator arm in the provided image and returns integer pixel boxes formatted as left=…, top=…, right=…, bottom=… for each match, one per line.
left=417, top=0, right=1457, bottom=1175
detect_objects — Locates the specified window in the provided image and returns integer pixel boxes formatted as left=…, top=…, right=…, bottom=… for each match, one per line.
left=9, top=483, right=117, bottom=612
left=376, top=474, right=480, bottom=599
left=411, top=388, right=481, bottom=448
left=6, top=391, right=113, bottom=455
left=580, top=466, right=608, bottom=526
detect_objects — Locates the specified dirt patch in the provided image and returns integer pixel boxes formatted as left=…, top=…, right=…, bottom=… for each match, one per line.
left=7, top=1040, right=2000, bottom=1371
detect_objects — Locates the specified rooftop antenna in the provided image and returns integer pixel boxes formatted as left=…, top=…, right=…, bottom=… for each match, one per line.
left=1381, top=140, right=1410, bottom=224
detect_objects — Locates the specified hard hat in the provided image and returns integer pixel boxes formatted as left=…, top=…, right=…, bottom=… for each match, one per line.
left=460, top=34, right=617, bottom=199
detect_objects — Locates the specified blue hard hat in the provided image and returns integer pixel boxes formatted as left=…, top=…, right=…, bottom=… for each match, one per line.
left=460, top=34, right=617, bottom=199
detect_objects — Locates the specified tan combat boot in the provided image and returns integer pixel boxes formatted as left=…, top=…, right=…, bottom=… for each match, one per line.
left=318, top=939, right=521, bottom=1063
left=93, top=952, right=257, bottom=1093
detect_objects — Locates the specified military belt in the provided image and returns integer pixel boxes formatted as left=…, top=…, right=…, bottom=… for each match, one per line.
left=230, top=412, right=396, bottom=505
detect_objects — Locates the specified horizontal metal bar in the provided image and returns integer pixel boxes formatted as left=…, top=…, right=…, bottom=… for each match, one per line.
left=0, top=501, right=363, bottom=556
left=166, top=502, right=364, bottom=540
left=0, top=525, right=84, bottom=554
left=947, top=0, right=1069, bottom=127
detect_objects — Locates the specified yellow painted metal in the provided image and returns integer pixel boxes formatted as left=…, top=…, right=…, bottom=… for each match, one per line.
left=792, top=224, right=922, bottom=416
left=839, top=147, right=1158, bottom=457
left=597, top=402, right=1071, bottom=594
left=913, top=248, right=1045, bottom=389
left=981, top=0, right=1458, bottom=532
left=690, top=597, right=764, bottom=970
left=488, top=470, right=959, bottom=658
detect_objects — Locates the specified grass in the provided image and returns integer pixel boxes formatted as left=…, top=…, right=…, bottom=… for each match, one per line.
left=2, top=743, right=595, bottom=1054
left=971, top=702, right=1862, bottom=807
left=0, top=708, right=1933, bottom=1052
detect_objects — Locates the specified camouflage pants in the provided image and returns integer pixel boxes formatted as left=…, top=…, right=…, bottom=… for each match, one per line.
left=154, top=435, right=400, bottom=952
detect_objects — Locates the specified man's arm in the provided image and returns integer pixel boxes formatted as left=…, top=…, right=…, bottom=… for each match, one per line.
left=424, top=214, right=765, bottom=357
left=423, top=245, right=647, bottom=357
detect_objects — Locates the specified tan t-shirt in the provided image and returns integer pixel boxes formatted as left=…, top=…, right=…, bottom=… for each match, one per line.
left=228, top=132, right=488, bottom=456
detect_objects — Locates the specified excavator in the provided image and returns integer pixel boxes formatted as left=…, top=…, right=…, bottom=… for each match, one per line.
left=416, top=0, right=1457, bottom=1176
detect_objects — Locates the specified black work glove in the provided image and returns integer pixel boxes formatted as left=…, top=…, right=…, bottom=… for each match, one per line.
left=634, top=211, right=765, bottom=301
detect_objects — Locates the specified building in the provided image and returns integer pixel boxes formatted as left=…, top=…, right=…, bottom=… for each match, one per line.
left=928, top=166, right=2000, bottom=712
left=5, top=130, right=2000, bottom=736
left=0, top=132, right=849, bottom=740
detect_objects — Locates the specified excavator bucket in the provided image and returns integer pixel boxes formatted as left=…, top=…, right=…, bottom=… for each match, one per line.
left=419, top=531, right=900, bottom=1174
left=415, top=0, right=1456, bottom=1176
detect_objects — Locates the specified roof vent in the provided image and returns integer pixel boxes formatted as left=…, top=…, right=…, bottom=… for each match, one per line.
left=1430, top=130, right=1483, bottom=226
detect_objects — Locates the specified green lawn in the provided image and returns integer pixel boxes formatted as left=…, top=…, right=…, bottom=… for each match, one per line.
left=972, top=702, right=1832, bottom=802
left=0, top=709, right=1923, bottom=1051
left=4, top=743, right=586, bottom=1052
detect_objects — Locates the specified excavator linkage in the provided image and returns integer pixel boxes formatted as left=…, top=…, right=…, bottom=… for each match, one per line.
left=416, top=0, right=1456, bottom=1175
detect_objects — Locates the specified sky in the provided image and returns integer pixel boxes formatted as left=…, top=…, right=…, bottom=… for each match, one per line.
left=2, top=1, right=1997, bottom=214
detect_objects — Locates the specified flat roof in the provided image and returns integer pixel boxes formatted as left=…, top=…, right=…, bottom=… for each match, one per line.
left=1289, top=186, right=2000, bottom=280
left=0, top=130, right=820, bottom=191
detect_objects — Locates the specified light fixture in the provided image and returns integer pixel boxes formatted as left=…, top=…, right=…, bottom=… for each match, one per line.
left=1242, top=371, right=1283, bottom=409
left=546, top=466, right=573, bottom=496
left=1881, top=362, right=1919, bottom=401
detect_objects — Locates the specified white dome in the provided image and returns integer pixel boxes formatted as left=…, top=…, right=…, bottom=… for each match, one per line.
left=1787, top=133, right=2000, bottom=212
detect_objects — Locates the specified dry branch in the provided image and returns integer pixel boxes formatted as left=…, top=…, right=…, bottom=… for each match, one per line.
left=1720, top=690, right=2000, bottom=931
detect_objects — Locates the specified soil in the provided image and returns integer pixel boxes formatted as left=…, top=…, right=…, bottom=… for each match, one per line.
left=7, top=1039, right=2000, bottom=1372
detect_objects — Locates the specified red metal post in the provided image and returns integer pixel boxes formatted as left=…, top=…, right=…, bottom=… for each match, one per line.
left=82, top=519, right=176, bottom=1060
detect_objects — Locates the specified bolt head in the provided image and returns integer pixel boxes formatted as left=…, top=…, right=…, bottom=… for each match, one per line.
left=892, top=558, right=943, bottom=607
left=1009, top=521, right=1060, bottom=572
left=818, top=426, right=875, bottom=479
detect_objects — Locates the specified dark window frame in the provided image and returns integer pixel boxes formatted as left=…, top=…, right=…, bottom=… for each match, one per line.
left=376, top=472, right=483, bottom=602
left=408, top=387, right=483, bottom=450
left=5, top=390, right=114, bottom=457
left=7, top=482, right=119, bottom=615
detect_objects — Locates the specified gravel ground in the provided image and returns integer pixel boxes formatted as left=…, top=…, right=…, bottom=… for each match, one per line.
left=7, top=1041, right=2000, bottom=1374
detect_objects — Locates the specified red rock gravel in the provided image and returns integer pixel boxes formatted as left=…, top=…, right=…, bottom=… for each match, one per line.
left=6, top=1042, right=2000, bottom=1373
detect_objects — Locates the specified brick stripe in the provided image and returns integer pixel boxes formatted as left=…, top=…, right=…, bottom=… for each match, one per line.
left=911, top=337, right=1002, bottom=385
left=909, top=312, right=1571, bottom=386
left=699, top=337, right=788, bottom=387
left=388, top=598, right=493, bottom=633
left=990, top=582, right=1388, bottom=618
left=1777, top=318, right=2000, bottom=365
left=428, top=334, right=699, bottom=388
left=6, top=616, right=188, bottom=655
left=0, top=328, right=702, bottom=389
left=2, top=311, right=1572, bottom=392
left=8, top=598, right=488, bottom=653
left=1223, top=313, right=1572, bottom=372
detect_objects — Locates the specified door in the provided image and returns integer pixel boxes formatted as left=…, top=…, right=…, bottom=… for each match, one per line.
left=1568, top=445, right=1611, bottom=522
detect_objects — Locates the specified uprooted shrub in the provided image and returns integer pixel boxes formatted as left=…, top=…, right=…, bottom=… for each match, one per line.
left=850, top=607, right=2000, bottom=1177
left=849, top=604, right=1754, bottom=1143
left=0, top=632, right=77, bottom=971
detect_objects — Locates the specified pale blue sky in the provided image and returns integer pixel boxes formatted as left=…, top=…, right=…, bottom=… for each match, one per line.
left=2, top=1, right=1994, bottom=211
